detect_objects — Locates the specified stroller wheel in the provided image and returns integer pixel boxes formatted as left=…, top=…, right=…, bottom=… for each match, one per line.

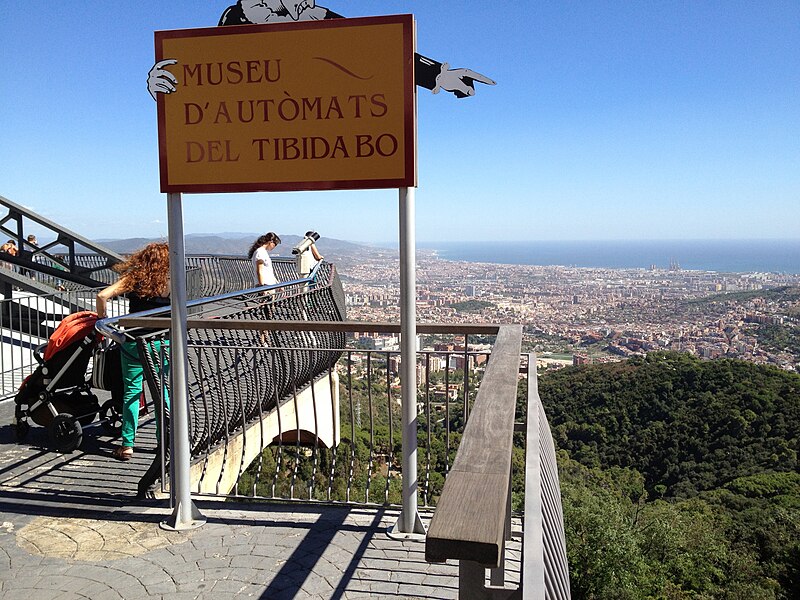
left=49, top=413, right=83, bottom=453
left=15, top=420, right=30, bottom=441
left=100, top=399, right=122, bottom=436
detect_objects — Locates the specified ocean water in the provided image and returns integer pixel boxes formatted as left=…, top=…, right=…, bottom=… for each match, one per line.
left=419, top=240, right=800, bottom=274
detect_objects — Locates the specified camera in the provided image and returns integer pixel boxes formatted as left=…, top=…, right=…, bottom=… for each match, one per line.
left=292, top=231, right=320, bottom=255
left=293, top=231, right=321, bottom=279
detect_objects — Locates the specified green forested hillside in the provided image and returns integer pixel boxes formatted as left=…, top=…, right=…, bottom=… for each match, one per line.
left=539, top=352, right=799, bottom=599
left=541, top=352, right=799, bottom=498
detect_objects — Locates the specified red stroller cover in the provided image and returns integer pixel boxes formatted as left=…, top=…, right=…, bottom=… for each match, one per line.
left=43, top=311, right=99, bottom=362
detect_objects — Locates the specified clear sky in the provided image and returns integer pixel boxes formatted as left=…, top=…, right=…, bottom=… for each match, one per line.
left=1, top=1, right=798, bottom=243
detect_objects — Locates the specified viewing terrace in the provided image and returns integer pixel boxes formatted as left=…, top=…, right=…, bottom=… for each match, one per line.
left=0, top=197, right=571, bottom=599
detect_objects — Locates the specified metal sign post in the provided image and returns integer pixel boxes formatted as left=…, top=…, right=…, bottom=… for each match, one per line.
left=161, top=192, right=206, bottom=531
left=154, top=15, right=423, bottom=535
left=390, top=186, right=425, bottom=538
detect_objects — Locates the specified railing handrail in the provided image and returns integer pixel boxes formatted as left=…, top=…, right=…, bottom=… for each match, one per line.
left=0, top=193, right=125, bottom=262
left=425, top=324, right=522, bottom=566
left=424, top=342, right=572, bottom=599
left=114, top=319, right=504, bottom=335
left=524, top=353, right=572, bottom=600
left=95, top=261, right=325, bottom=343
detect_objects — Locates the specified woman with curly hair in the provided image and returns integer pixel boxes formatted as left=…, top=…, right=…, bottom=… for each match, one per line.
left=96, top=243, right=171, bottom=461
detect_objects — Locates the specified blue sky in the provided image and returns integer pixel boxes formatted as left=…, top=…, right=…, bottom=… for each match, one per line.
left=1, top=1, right=798, bottom=243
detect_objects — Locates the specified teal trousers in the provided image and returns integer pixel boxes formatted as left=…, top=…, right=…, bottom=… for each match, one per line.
left=120, top=340, right=170, bottom=448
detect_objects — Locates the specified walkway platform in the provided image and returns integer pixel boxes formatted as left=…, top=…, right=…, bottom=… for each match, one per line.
left=0, top=399, right=521, bottom=599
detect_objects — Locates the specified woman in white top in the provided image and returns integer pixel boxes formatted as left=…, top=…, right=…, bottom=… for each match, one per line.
left=248, top=232, right=281, bottom=287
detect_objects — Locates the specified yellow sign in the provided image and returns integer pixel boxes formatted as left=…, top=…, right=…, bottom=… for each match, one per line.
left=156, top=15, right=416, bottom=193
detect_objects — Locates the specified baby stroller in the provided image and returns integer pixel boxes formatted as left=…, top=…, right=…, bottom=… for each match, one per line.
left=14, top=311, right=123, bottom=452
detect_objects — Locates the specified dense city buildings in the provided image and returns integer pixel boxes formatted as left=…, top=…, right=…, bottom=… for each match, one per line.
left=336, top=248, right=800, bottom=372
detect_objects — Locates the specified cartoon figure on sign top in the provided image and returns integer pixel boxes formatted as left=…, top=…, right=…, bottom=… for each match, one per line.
left=147, top=1, right=495, bottom=100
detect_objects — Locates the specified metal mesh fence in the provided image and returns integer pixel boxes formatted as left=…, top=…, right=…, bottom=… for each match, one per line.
left=139, top=262, right=345, bottom=457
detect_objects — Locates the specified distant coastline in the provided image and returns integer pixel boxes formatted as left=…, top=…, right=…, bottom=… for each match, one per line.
left=416, top=239, right=800, bottom=274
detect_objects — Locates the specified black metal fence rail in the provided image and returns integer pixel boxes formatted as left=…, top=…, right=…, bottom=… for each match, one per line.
left=0, top=256, right=299, bottom=402
left=117, top=319, right=504, bottom=505
left=184, top=255, right=301, bottom=298
left=0, top=261, right=205, bottom=401
left=0, top=289, right=106, bottom=399
left=3, top=252, right=288, bottom=298
left=131, top=262, right=345, bottom=457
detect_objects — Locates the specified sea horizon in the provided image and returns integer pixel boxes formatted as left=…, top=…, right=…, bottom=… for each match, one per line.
left=411, top=239, right=800, bottom=275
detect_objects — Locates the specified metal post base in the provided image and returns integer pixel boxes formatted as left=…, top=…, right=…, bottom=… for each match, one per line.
left=387, top=511, right=426, bottom=541
left=159, top=499, right=206, bottom=531
left=459, top=560, right=521, bottom=600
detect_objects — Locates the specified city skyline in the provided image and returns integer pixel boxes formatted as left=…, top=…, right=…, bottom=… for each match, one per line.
left=342, top=248, right=800, bottom=371
left=1, top=1, right=798, bottom=243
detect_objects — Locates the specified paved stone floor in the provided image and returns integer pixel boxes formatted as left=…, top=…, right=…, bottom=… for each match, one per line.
left=0, top=400, right=521, bottom=599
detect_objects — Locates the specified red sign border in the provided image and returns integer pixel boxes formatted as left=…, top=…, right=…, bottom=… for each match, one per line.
left=155, top=14, right=417, bottom=194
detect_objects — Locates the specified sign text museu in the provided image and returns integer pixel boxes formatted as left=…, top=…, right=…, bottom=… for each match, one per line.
left=156, top=15, right=416, bottom=193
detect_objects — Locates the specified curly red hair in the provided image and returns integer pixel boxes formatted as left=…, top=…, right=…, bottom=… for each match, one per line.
left=114, top=242, right=170, bottom=297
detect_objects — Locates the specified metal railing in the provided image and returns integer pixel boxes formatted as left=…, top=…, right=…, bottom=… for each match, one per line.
left=2, top=252, right=266, bottom=301
left=114, top=318, right=500, bottom=505
left=184, top=255, right=302, bottom=297
left=0, top=258, right=207, bottom=400
left=0, top=193, right=124, bottom=287
left=97, top=260, right=344, bottom=438
left=117, top=315, right=571, bottom=597
left=0, top=288, right=114, bottom=399
left=2, top=250, right=572, bottom=597
left=522, top=354, right=571, bottom=600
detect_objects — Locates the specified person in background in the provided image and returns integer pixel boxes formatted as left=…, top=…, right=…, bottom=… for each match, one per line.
left=21, top=234, right=39, bottom=278
left=248, top=232, right=281, bottom=287
left=304, top=231, right=324, bottom=264
left=1, top=240, right=17, bottom=256
left=51, top=253, right=68, bottom=290
left=295, top=231, right=324, bottom=278
left=0, top=240, right=17, bottom=271
left=96, top=243, right=171, bottom=461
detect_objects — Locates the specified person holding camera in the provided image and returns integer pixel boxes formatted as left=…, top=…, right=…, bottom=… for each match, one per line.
left=293, top=231, right=324, bottom=278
